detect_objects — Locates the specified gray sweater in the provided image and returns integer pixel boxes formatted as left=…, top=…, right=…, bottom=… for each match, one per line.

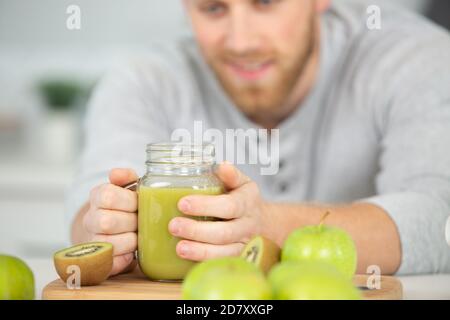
left=67, top=1, right=450, bottom=274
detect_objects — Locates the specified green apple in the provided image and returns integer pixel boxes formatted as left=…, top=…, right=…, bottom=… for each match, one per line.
left=183, top=257, right=258, bottom=296
left=0, top=255, right=35, bottom=300
left=182, top=257, right=272, bottom=300
left=268, top=261, right=361, bottom=300
left=188, top=272, right=272, bottom=300
left=282, top=213, right=357, bottom=278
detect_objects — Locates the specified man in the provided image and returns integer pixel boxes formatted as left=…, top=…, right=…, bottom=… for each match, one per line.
left=68, top=0, right=450, bottom=277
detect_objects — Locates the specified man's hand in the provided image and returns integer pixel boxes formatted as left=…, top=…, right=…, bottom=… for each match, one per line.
left=73, top=163, right=402, bottom=275
left=82, top=168, right=139, bottom=276
left=168, top=162, right=269, bottom=261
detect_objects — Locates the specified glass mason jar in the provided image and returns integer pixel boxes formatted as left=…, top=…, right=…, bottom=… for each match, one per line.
left=137, top=143, right=224, bottom=281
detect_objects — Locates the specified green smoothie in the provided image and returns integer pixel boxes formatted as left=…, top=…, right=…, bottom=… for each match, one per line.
left=138, top=185, right=223, bottom=281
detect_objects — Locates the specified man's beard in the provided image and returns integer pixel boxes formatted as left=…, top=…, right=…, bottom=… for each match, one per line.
left=207, top=19, right=316, bottom=126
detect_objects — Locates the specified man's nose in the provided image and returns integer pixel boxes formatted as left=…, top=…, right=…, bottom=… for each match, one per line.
left=224, top=9, right=261, bottom=55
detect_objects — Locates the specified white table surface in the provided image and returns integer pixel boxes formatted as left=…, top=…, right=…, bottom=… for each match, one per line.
left=25, top=258, right=450, bottom=300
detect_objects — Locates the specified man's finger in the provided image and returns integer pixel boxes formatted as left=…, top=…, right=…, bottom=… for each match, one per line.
left=169, top=217, right=247, bottom=245
left=90, top=183, right=137, bottom=212
left=177, top=194, right=242, bottom=219
left=109, top=168, right=139, bottom=187
left=178, top=181, right=259, bottom=219
left=215, top=162, right=251, bottom=190
left=175, top=240, right=244, bottom=262
left=85, top=209, right=137, bottom=235
left=109, top=252, right=135, bottom=276
left=91, top=232, right=137, bottom=256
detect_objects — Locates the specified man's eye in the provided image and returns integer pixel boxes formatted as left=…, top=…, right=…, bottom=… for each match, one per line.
left=254, top=0, right=278, bottom=8
left=202, top=3, right=226, bottom=16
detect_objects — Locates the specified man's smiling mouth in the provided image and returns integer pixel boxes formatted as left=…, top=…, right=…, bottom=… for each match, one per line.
left=225, top=60, right=275, bottom=81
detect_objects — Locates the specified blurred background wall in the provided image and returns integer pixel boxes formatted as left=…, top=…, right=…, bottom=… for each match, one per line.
left=0, top=0, right=447, bottom=260
left=0, top=0, right=186, bottom=260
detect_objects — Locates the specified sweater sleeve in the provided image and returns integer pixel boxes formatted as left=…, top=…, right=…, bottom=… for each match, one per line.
left=361, top=29, right=450, bottom=274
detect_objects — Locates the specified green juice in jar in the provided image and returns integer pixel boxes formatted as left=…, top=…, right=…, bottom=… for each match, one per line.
left=137, top=143, right=223, bottom=281
left=138, top=186, right=223, bottom=281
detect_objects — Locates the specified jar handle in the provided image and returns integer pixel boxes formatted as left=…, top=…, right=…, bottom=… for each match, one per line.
left=122, top=178, right=140, bottom=192
left=122, top=179, right=140, bottom=262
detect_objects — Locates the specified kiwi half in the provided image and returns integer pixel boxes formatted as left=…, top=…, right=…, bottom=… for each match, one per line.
left=241, top=236, right=280, bottom=274
left=53, top=242, right=113, bottom=286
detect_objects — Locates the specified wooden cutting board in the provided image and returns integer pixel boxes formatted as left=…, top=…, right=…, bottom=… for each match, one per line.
left=42, top=269, right=403, bottom=300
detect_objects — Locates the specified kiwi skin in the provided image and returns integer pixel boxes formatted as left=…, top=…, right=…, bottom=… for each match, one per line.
left=53, top=242, right=113, bottom=286
left=241, top=236, right=281, bottom=274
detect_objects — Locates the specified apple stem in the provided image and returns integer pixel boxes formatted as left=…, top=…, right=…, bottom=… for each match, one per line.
left=319, top=211, right=331, bottom=231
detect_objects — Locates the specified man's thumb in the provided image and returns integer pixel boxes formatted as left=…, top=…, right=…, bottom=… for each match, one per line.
left=215, top=162, right=251, bottom=190
left=109, top=168, right=139, bottom=187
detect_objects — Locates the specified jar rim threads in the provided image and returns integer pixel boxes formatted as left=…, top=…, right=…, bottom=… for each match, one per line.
left=146, top=142, right=216, bottom=165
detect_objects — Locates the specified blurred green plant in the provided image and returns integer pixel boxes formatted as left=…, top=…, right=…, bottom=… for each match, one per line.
left=37, top=78, right=91, bottom=111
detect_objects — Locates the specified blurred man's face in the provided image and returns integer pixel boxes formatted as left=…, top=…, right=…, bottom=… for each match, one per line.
left=185, top=0, right=327, bottom=124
